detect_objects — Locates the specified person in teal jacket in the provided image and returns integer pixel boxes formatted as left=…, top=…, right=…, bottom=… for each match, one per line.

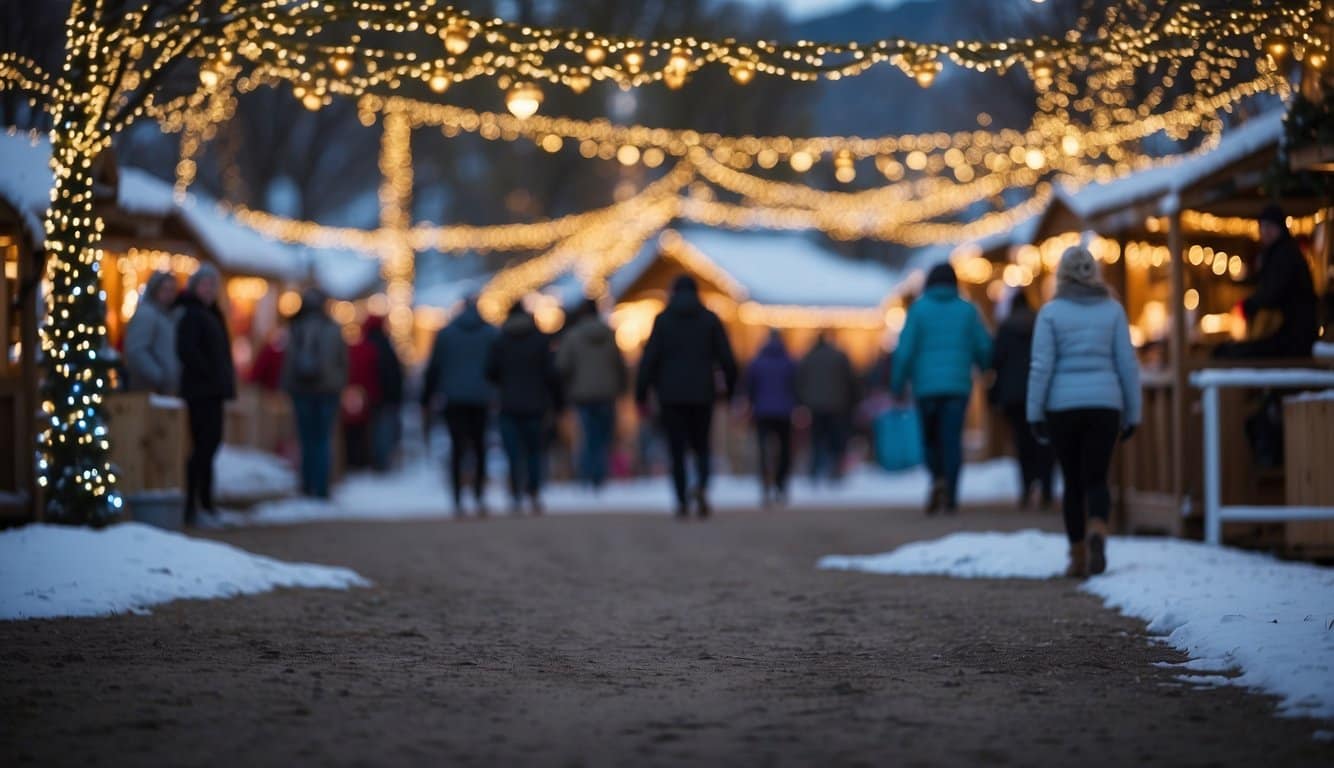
left=891, top=263, right=993, bottom=513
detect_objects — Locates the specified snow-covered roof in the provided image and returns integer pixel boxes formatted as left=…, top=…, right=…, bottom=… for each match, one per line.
left=0, top=130, right=54, bottom=245
left=633, top=228, right=900, bottom=308
left=1063, top=110, right=1284, bottom=220
left=0, top=131, right=377, bottom=297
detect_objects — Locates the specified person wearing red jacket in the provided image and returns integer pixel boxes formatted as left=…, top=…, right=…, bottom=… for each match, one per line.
left=343, top=320, right=382, bottom=470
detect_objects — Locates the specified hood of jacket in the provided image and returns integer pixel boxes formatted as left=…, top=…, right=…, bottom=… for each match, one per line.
left=922, top=284, right=959, bottom=302
left=665, top=288, right=705, bottom=316
left=571, top=316, right=614, bottom=345
left=452, top=303, right=487, bottom=331
left=757, top=336, right=790, bottom=361
left=502, top=311, right=537, bottom=336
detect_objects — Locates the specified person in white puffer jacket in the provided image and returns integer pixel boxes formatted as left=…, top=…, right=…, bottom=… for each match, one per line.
left=1027, top=246, right=1141, bottom=578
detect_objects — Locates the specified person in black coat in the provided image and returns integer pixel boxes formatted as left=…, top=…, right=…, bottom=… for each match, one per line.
left=1215, top=204, right=1318, bottom=359
left=485, top=302, right=562, bottom=513
left=989, top=290, right=1054, bottom=508
left=175, top=264, right=236, bottom=524
left=635, top=275, right=738, bottom=518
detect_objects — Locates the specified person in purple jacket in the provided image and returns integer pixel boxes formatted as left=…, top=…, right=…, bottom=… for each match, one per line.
left=745, top=330, right=798, bottom=507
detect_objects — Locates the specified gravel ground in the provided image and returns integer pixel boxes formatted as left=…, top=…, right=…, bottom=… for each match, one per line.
left=2, top=504, right=1331, bottom=767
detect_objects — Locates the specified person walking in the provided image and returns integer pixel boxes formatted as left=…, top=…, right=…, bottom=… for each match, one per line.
left=636, top=276, right=738, bottom=518
left=1028, top=246, right=1141, bottom=578
left=422, top=298, right=499, bottom=515
left=123, top=270, right=181, bottom=395
left=174, top=265, right=236, bottom=525
left=1214, top=204, right=1318, bottom=359
left=486, top=301, right=562, bottom=514
left=281, top=288, right=348, bottom=500
left=796, top=330, right=859, bottom=483
left=990, top=290, right=1054, bottom=508
left=890, top=263, right=992, bottom=514
left=745, top=330, right=797, bottom=507
left=342, top=320, right=381, bottom=471
left=363, top=315, right=404, bottom=472
left=556, top=298, right=627, bottom=491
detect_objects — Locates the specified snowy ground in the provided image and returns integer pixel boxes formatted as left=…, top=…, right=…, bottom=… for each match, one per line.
left=820, top=530, right=1334, bottom=721
left=214, top=445, right=298, bottom=505
left=0, top=523, right=367, bottom=620
left=217, top=458, right=1027, bottom=526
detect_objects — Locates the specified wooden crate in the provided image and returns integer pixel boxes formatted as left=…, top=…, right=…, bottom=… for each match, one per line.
left=1283, top=394, right=1334, bottom=557
left=106, top=392, right=186, bottom=495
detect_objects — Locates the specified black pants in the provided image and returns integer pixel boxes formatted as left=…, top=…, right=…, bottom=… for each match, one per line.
left=661, top=403, right=713, bottom=508
left=1048, top=408, right=1120, bottom=544
left=444, top=404, right=488, bottom=506
left=185, top=397, right=224, bottom=521
left=1005, top=403, right=1054, bottom=503
left=755, top=416, right=792, bottom=494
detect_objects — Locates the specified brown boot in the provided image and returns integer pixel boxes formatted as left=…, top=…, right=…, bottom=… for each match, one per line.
left=1065, top=542, right=1088, bottom=579
left=1086, top=519, right=1108, bottom=575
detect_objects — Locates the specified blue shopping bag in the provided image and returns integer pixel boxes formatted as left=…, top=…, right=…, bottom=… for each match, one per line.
left=873, top=407, right=923, bottom=471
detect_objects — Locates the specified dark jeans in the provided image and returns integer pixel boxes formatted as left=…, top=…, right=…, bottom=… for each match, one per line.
left=344, top=422, right=371, bottom=470
left=1048, top=408, right=1121, bottom=544
left=809, top=410, right=848, bottom=482
left=292, top=392, right=339, bottom=499
left=661, top=403, right=713, bottom=508
left=755, top=416, right=792, bottom=494
left=499, top=412, right=544, bottom=500
left=370, top=403, right=400, bottom=472
left=917, top=395, right=968, bottom=508
left=185, top=397, right=224, bottom=520
left=576, top=401, right=615, bottom=489
left=444, top=403, right=488, bottom=505
left=1004, top=403, right=1054, bottom=503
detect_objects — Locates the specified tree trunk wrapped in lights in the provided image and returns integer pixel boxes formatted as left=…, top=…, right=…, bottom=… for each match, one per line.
left=39, top=100, right=122, bottom=524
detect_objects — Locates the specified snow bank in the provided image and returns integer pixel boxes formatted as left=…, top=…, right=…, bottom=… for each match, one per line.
left=820, top=530, right=1334, bottom=720
left=223, top=458, right=1025, bottom=526
left=0, top=523, right=367, bottom=620
left=214, top=445, right=297, bottom=505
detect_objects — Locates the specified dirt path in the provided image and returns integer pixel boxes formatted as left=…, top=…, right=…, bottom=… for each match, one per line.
left=2, top=505, right=1331, bottom=767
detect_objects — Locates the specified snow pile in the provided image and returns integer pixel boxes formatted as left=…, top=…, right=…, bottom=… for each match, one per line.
left=215, top=445, right=298, bottom=505
left=223, top=458, right=1025, bottom=526
left=0, top=523, right=367, bottom=620
left=820, top=531, right=1334, bottom=720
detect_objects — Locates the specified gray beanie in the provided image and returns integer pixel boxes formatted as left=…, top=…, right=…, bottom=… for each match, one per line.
left=1056, top=246, right=1102, bottom=288
left=186, top=263, right=221, bottom=292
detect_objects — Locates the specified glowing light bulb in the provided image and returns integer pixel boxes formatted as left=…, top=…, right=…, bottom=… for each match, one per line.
left=428, top=69, right=451, bottom=93
left=506, top=82, right=543, bottom=119
left=624, top=50, right=644, bottom=73
left=730, top=63, right=755, bottom=84
left=584, top=45, right=606, bottom=65
left=443, top=24, right=471, bottom=56
left=331, top=54, right=353, bottom=77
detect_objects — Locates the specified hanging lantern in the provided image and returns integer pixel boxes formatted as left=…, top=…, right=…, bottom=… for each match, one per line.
left=1266, top=37, right=1290, bottom=64
left=443, top=24, right=472, bottom=56
left=729, top=62, right=755, bottom=85
left=913, top=58, right=941, bottom=88
left=330, top=53, right=354, bottom=77
left=568, top=73, right=592, bottom=94
left=834, top=149, right=855, bottom=183
left=428, top=68, right=451, bottom=93
left=506, top=82, right=543, bottom=119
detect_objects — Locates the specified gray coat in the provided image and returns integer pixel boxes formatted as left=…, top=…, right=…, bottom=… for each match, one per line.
left=1026, top=289, right=1142, bottom=426
left=123, top=299, right=181, bottom=395
left=556, top=316, right=626, bottom=404
left=281, top=309, right=348, bottom=396
left=796, top=340, right=859, bottom=415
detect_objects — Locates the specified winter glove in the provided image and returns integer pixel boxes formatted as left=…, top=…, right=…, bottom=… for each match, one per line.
left=1120, top=424, right=1137, bottom=442
left=1030, top=421, right=1050, bottom=446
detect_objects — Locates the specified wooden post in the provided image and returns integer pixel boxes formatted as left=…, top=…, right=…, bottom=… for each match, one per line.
left=1167, top=208, right=1188, bottom=512
left=1111, top=234, right=1131, bottom=529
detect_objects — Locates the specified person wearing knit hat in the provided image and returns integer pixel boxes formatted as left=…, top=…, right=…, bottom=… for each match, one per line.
left=1214, top=203, right=1317, bottom=359
left=1028, top=246, right=1141, bottom=577
left=890, top=260, right=992, bottom=515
